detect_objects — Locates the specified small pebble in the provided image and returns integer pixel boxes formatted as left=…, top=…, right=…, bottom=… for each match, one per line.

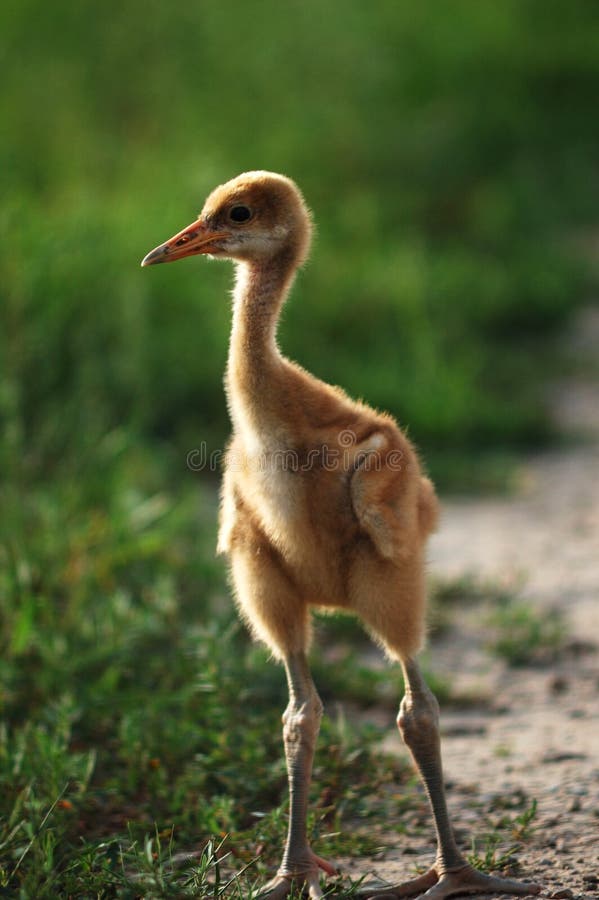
left=549, top=675, right=569, bottom=694
left=542, top=751, right=587, bottom=763
left=549, top=889, right=574, bottom=899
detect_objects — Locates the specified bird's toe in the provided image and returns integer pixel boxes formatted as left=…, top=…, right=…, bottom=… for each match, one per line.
left=423, top=865, right=541, bottom=900
left=358, top=863, right=541, bottom=899
left=358, top=867, right=438, bottom=898
left=255, top=874, right=295, bottom=899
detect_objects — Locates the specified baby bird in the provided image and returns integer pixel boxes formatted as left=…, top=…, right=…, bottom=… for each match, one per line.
left=142, top=171, right=540, bottom=900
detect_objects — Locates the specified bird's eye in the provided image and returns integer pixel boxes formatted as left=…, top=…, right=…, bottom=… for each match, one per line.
left=229, top=205, right=252, bottom=223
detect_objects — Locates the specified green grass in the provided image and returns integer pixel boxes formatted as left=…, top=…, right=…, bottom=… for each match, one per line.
left=487, top=600, right=565, bottom=667
left=468, top=798, right=538, bottom=875
left=429, top=576, right=566, bottom=667
left=428, top=574, right=519, bottom=639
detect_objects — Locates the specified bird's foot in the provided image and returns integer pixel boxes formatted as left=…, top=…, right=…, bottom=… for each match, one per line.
left=358, top=863, right=542, bottom=899
left=256, top=850, right=338, bottom=899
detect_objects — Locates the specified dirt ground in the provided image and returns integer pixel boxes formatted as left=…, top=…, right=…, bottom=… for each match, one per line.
left=340, top=309, right=599, bottom=898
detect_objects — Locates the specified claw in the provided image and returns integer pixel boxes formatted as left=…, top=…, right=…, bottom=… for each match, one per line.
left=307, top=872, right=324, bottom=898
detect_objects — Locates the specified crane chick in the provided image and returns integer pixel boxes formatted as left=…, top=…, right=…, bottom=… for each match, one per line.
left=142, top=172, right=541, bottom=900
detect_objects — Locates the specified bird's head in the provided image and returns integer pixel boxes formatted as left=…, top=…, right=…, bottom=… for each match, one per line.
left=141, top=171, right=312, bottom=268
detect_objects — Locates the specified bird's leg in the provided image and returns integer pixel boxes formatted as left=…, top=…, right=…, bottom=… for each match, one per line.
left=278, top=652, right=325, bottom=877
left=398, top=658, right=465, bottom=875
left=258, top=651, right=337, bottom=899
left=360, top=659, right=541, bottom=900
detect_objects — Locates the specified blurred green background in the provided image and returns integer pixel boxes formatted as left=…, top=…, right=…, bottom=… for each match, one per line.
left=3, top=0, right=598, bottom=471
left=1, top=0, right=598, bottom=895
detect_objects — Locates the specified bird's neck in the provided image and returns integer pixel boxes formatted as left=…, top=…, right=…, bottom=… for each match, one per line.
left=226, top=251, right=297, bottom=434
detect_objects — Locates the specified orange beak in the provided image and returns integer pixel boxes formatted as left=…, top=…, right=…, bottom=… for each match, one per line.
left=141, top=219, right=231, bottom=266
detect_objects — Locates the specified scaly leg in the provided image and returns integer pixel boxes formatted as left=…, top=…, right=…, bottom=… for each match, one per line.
left=258, top=652, right=337, bottom=899
left=360, top=659, right=541, bottom=899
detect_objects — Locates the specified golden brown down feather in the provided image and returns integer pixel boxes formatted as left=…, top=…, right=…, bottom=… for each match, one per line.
left=141, top=173, right=539, bottom=900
